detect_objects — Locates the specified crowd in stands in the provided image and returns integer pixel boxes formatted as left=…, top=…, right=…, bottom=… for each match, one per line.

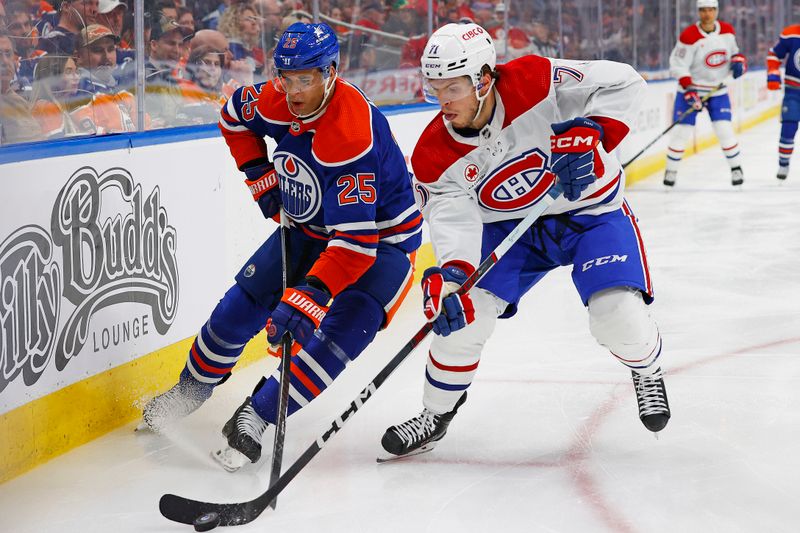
left=0, top=0, right=791, bottom=145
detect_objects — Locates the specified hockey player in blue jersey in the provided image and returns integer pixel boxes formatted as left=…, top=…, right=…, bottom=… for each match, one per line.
left=768, top=24, right=800, bottom=180
left=141, top=22, right=422, bottom=472
left=380, top=23, right=670, bottom=460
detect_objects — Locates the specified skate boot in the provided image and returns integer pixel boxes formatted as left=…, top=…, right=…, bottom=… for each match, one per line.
left=380, top=392, right=467, bottom=460
left=212, top=396, right=270, bottom=472
left=777, top=165, right=789, bottom=181
left=632, top=368, right=670, bottom=433
left=141, top=373, right=214, bottom=432
left=663, top=170, right=677, bottom=187
left=731, top=166, right=744, bottom=187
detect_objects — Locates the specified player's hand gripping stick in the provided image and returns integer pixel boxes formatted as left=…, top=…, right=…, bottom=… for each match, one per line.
left=422, top=263, right=476, bottom=337
left=267, top=283, right=331, bottom=347
left=550, top=117, right=605, bottom=201
left=244, top=162, right=282, bottom=220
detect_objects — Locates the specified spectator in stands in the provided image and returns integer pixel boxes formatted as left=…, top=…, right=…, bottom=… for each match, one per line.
left=96, top=0, right=124, bottom=36
left=219, top=1, right=262, bottom=74
left=144, top=13, right=192, bottom=127
left=30, top=52, right=83, bottom=136
left=382, top=2, right=421, bottom=37
left=529, top=21, right=557, bottom=57
left=37, top=0, right=99, bottom=55
left=355, top=2, right=385, bottom=34
left=252, top=0, right=282, bottom=49
left=176, top=42, right=229, bottom=124
left=177, top=7, right=195, bottom=33
left=201, top=0, right=230, bottom=30
left=0, top=30, right=42, bottom=144
left=5, top=2, right=41, bottom=81
left=72, top=23, right=144, bottom=132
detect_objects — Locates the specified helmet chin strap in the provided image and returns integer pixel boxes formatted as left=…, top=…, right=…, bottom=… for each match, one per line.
left=287, top=69, right=338, bottom=120
left=470, top=78, right=495, bottom=126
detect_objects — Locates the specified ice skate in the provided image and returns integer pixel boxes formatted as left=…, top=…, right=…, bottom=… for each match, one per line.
left=212, top=396, right=270, bottom=472
left=379, top=392, right=467, bottom=462
left=663, top=170, right=677, bottom=188
left=139, top=375, right=213, bottom=433
left=731, top=166, right=744, bottom=187
left=777, top=165, right=789, bottom=181
left=632, top=368, right=670, bottom=434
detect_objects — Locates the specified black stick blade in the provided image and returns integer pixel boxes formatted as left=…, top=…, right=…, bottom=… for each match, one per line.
left=159, top=494, right=266, bottom=527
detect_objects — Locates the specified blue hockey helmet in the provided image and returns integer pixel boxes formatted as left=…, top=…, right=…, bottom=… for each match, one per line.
left=273, top=22, right=340, bottom=76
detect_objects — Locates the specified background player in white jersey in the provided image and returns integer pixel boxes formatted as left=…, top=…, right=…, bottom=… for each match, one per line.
left=663, top=0, right=747, bottom=188
left=380, top=22, right=670, bottom=460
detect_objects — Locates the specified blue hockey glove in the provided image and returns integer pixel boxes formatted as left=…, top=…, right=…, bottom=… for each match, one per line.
left=267, top=282, right=331, bottom=346
left=550, top=117, right=605, bottom=201
left=421, top=263, right=475, bottom=337
left=683, top=90, right=704, bottom=111
left=244, top=162, right=281, bottom=221
left=730, top=53, right=747, bottom=79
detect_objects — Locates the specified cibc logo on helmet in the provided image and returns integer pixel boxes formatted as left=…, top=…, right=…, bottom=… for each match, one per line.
left=461, top=27, right=485, bottom=40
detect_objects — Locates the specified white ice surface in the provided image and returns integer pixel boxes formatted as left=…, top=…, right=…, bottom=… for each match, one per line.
left=1, top=119, right=799, bottom=533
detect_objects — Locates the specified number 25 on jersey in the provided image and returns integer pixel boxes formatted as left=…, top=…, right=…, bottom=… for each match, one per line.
left=337, top=174, right=376, bottom=205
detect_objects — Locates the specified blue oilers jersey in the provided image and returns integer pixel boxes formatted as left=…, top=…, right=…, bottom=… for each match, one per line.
left=768, top=25, right=800, bottom=91
left=219, top=78, right=422, bottom=296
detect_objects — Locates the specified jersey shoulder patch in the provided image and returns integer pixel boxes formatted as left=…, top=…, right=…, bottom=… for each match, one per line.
left=718, top=21, right=736, bottom=35
left=412, top=116, right=475, bottom=184
left=679, top=24, right=704, bottom=45
left=312, top=80, right=374, bottom=166
left=496, top=55, right=552, bottom=127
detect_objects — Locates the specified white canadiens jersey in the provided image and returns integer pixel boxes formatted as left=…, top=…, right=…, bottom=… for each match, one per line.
left=670, top=21, right=740, bottom=94
left=411, top=55, right=646, bottom=270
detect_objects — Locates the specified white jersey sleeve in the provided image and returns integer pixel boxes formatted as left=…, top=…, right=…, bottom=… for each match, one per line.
left=551, top=58, right=646, bottom=138
left=415, top=176, right=484, bottom=271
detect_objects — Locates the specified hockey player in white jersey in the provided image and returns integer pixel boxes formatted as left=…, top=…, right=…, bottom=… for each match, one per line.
left=380, top=22, right=670, bottom=460
left=663, top=0, right=747, bottom=187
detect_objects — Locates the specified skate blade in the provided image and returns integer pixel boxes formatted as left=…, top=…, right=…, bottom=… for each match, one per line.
left=376, top=442, right=438, bottom=464
left=211, top=446, right=249, bottom=473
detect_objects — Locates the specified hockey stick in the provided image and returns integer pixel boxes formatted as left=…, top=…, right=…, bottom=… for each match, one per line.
left=621, top=83, right=724, bottom=169
left=159, top=182, right=564, bottom=529
left=267, top=210, right=293, bottom=510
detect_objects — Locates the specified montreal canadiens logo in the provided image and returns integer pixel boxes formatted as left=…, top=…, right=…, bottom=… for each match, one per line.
left=475, top=148, right=555, bottom=212
left=464, top=164, right=479, bottom=183
left=705, top=50, right=728, bottom=68
left=273, top=151, right=322, bottom=223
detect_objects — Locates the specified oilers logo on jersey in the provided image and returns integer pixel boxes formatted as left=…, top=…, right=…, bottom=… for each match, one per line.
left=475, top=148, right=556, bottom=212
left=273, top=151, right=323, bottom=222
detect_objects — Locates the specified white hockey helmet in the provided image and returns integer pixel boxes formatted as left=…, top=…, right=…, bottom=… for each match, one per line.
left=697, top=0, right=718, bottom=9
left=420, top=22, right=496, bottom=86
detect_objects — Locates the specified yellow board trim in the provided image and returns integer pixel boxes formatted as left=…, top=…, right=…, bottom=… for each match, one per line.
left=0, top=103, right=780, bottom=484
left=0, top=332, right=269, bottom=483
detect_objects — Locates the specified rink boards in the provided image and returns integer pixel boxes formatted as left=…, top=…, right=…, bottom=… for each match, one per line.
left=0, top=69, right=779, bottom=482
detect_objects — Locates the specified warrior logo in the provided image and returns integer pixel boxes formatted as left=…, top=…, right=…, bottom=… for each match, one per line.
left=475, top=148, right=556, bottom=212
left=273, top=151, right=323, bottom=223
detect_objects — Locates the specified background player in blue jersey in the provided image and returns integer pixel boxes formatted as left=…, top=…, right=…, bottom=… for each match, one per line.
left=141, top=22, right=422, bottom=472
left=380, top=23, right=670, bottom=460
left=767, top=24, right=800, bottom=180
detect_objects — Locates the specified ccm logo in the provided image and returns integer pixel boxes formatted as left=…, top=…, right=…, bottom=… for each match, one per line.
left=582, top=254, right=628, bottom=272
left=461, top=27, right=485, bottom=40
left=551, top=135, right=596, bottom=150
